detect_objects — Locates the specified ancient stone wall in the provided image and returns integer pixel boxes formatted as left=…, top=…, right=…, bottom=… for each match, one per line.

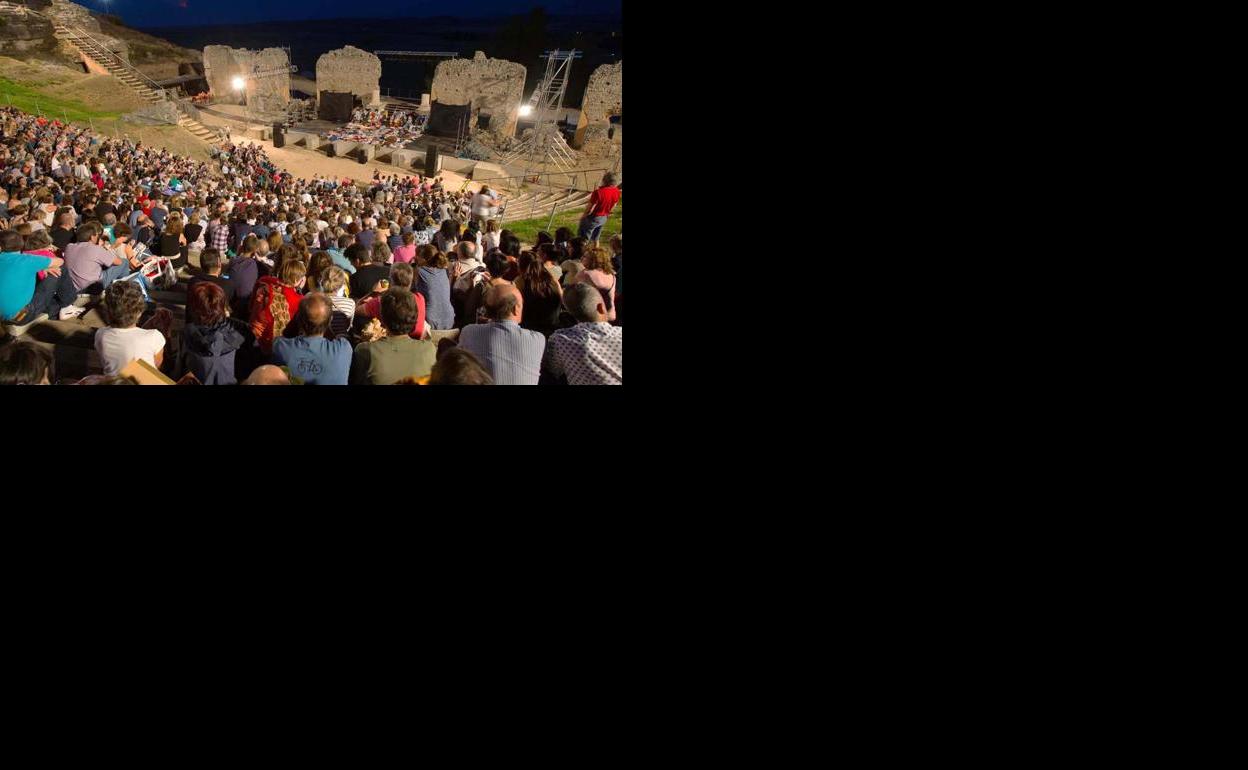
left=0, top=7, right=56, bottom=57
left=203, top=45, right=243, bottom=105
left=203, top=45, right=290, bottom=110
left=430, top=51, right=526, bottom=140
left=316, top=46, right=381, bottom=108
left=575, top=61, right=621, bottom=153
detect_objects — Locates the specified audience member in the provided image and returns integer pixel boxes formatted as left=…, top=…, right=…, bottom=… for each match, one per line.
left=94, top=280, right=167, bottom=376
left=272, top=292, right=352, bottom=385
left=350, top=288, right=436, bottom=385
left=543, top=283, right=623, bottom=385
left=457, top=284, right=545, bottom=385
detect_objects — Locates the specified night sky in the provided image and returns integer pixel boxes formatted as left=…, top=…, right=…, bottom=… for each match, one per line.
left=78, top=0, right=621, bottom=27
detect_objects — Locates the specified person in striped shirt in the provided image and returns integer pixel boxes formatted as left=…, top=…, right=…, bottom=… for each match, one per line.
left=319, top=265, right=355, bottom=338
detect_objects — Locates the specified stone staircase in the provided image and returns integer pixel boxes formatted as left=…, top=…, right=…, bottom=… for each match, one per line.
left=51, top=20, right=223, bottom=145
left=497, top=189, right=593, bottom=224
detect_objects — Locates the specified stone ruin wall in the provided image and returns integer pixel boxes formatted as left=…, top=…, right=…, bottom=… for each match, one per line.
left=316, top=46, right=382, bottom=108
left=430, top=51, right=526, bottom=141
left=203, top=45, right=291, bottom=110
left=576, top=61, right=622, bottom=157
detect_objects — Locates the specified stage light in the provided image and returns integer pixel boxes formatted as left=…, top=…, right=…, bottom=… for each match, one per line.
left=519, top=105, right=533, bottom=117
left=232, top=76, right=245, bottom=91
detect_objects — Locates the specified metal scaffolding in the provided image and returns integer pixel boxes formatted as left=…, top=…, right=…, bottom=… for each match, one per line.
left=501, top=49, right=582, bottom=175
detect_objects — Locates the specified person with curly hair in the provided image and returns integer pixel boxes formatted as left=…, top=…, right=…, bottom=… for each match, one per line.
left=94, top=280, right=168, bottom=376
left=249, top=257, right=305, bottom=356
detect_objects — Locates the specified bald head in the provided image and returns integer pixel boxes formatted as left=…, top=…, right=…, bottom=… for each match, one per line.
left=243, top=366, right=291, bottom=385
left=296, top=292, right=332, bottom=337
left=562, top=283, right=607, bottom=323
left=484, top=284, right=522, bottom=322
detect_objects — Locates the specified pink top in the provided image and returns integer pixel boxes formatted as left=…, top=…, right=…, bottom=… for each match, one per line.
left=25, top=248, right=57, bottom=281
left=358, top=290, right=426, bottom=339
left=575, top=269, right=618, bottom=322
left=392, top=244, right=417, bottom=264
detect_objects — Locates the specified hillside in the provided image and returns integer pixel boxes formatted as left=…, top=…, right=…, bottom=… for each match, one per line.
left=93, top=13, right=202, bottom=81
left=1, top=56, right=213, bottom=161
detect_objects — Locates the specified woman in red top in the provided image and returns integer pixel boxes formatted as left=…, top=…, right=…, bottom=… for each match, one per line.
left=250, top=258, right=306, bottom=355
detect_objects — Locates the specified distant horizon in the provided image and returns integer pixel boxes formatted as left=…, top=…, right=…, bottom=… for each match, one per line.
left=71, top=0, right=620, bottom=29
left=134, top=11, right=622, bottom=31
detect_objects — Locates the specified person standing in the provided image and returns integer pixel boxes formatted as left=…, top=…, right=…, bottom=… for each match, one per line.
left=577, top=172, right=621, bottom=244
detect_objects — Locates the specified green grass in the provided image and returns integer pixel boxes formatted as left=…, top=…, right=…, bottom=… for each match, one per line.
left=0, top=77, right=121, bottom=123
left=507, top=203, right=622, bottom=246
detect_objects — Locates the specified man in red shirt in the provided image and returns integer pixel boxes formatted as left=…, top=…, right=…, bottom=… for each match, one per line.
left=578, top=173, right=621, bottom=244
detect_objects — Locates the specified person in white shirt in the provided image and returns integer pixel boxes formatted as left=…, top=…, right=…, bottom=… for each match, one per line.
left=481, top=220, right=501, bottom=254
left=94, top=281, right=167, bottom=376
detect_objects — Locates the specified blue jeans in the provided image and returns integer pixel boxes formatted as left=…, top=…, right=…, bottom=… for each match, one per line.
left=100, top=261, right=131, bottom=289
left=579, top=215, right=609, bottom=242
left=5, top=273, right=61, bottom=323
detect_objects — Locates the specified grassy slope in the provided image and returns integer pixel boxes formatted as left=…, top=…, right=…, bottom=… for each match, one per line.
left=508, top=203, right=623, bottom=247
left=1, top=70, right=212, bottom=161
left=1, top=75, right=121, bottom=121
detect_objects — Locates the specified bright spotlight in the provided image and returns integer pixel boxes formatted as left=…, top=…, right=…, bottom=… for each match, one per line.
left=519, top=105, right=533, bottom=117
left=231, top=76, right=246, bottom=91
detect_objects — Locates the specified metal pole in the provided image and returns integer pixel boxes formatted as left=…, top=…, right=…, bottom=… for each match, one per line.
left=547, top=192, right=563, bottom=233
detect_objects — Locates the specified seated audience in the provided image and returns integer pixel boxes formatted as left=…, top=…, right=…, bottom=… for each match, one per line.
left=178, top=280, right=245, bottom=385
left=574, top=246, right=618, bottom=323
left=0, top=229, right=64, bottom=324
left=457, top=284, right=546, bottom=385
left=272, top=292, right=352, bottom=385
left=185, top=248, right=235, bottom=319
left=350, top=288, right=437, bottom=385
left=392, top=231, right=417, bottom=264
left=349, top=242, right=390, bottom=299
left=94, top=280, right=167, bottom=376
left=543, top=283, right=623, bottom=385
left=327, top=234, right=356, bottom=275
left=250, top=257, right=306, bottom=356
left=320, top=265, right=355, bottom=337
left=515, top=251, right=563, bottom=337
left=356, top=261, right=426, bottom=339
left=428, top=347, right=493, bottom=385
left=242, top=365, right=291, bottom=385
left=415, top=244, right=455, bottom=330
left=0, top=340, right=54, bottom=385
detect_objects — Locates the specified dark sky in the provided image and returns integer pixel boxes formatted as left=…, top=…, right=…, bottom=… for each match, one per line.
left=80, top=0, right=621, bottom=27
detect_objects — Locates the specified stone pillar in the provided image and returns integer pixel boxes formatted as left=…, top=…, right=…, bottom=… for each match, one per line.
left=316, top=46, right=383, bottom=108
left=430, top=51, right=527, bottom=141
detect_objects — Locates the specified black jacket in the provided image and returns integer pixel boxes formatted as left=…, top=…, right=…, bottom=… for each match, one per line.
left=350, top=264, right=391, bottom=300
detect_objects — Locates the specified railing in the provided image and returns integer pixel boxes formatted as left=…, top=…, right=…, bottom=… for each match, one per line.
left=461, top=168, right=614, bottom=231
left=471, top=167, right=615, bottom=197
left=22, top=5, right=170, bottom=99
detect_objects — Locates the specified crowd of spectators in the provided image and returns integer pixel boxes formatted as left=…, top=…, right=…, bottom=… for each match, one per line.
left=0, top=106, right=622, bottom=385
